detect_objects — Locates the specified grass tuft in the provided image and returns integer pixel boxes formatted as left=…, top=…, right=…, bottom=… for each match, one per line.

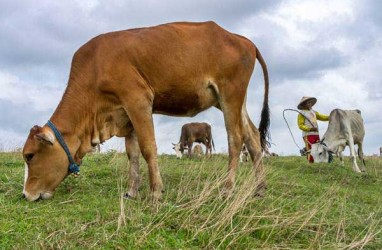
left=0, top=152, right=381, bottom=248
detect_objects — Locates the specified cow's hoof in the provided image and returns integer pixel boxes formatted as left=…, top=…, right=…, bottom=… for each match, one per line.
left=123, top=193, right=135, bottom=199
left=150, top=191, right=163, bottom=202
left=220, top=187, right=233, bottom=199
left=254, top=191, right=265, bottom=199
left=254, top=182, right=266, bottom=198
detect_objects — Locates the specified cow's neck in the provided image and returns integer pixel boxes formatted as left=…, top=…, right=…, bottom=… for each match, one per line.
left=49, top=84, right=95, bottom=162
left=49, top=82, right=132, bottom=162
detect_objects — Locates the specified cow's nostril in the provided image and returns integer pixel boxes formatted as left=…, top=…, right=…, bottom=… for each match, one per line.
left=22, top=193, right=26, bottom=199
left=35, top=194, right=43, bottom=202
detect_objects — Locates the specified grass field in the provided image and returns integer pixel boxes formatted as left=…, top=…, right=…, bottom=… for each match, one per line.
left=1, top=152, right=381, bottom=249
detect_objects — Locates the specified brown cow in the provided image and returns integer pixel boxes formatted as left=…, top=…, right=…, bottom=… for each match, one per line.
left=172, top=122, right=214, bottom=158
left=22, top=21, right=270, bottom=201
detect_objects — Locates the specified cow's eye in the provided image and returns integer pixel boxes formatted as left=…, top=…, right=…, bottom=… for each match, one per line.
left=319, top=152, right=322, bottom=156
left=25, top=153, right=34, bottom=162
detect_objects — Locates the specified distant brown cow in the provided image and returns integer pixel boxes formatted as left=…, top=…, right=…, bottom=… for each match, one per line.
left=22, top=21, right=269, bottom=201
left=173, top=122, right=214, bottom=158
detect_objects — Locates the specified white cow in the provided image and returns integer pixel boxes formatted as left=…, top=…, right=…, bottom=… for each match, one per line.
left=310, top=109, right=365, bottom=173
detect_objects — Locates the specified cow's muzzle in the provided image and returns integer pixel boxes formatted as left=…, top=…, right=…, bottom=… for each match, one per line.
left=23, top=191, right=53, bottom=201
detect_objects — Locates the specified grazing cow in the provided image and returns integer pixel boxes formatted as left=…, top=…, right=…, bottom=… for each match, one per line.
left=173, top=122, right=214, bottom=158
left=240, top=144, right=250, bottom=162
left=192, top=144, right=203, bottom=158
left=310, top=109, right=365, bottom=172
left=263, top=147, right=279, bottom=157
left=22, top=21, right=270, bottom=201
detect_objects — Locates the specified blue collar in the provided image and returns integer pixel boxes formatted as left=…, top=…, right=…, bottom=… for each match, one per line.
left=46, top=120, right=80, bottom=175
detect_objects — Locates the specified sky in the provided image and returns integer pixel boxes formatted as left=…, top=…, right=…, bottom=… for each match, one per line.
left=0, top=0, right=381, bottom=156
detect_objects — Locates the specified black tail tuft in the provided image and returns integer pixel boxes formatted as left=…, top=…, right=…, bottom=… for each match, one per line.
left=259, top=102, right=271, bottom=151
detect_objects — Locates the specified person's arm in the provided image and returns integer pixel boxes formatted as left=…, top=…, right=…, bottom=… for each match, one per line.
left=298, top=114, right=311, bottom=132
left=315, top=111, right=329, bottom=121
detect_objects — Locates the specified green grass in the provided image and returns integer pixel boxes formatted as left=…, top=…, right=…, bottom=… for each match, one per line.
left=1, top=152, right=381, bottom=249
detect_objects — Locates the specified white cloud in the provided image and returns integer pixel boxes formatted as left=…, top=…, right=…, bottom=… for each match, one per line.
left=0, top=0, right=381, bottom=156
left=0, top=129, right=24, bottom=151
left=0, top=71, right=62, bottom=111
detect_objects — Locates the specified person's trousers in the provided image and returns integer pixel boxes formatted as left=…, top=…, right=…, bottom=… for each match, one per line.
left=303, top=134, right=320, bottom=163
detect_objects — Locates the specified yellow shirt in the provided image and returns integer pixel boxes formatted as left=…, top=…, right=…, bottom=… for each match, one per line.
left=298, top=109, right=329, bottom=136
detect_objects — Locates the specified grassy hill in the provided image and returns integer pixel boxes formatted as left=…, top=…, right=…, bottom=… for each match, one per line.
left=1, top=152, right=381, bottom=249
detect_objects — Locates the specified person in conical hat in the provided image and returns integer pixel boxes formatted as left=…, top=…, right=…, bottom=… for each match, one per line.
left=297, top=96, right=329, bottom=163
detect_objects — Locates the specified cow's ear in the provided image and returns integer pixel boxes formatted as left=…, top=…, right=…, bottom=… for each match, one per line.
left=30, top=125, right=41, bottom=133
left=34, top=130, right=55, bottom=146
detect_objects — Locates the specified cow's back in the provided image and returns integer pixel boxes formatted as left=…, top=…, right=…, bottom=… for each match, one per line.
left=75, top=21, right=258, bottom=116
left=325, top=109, right=364, bottom=143
left=90, top=21, right=257, bottom=80
left=347, top=110, right=364, bottom=143
left=182, top=122, right=210, bottom=140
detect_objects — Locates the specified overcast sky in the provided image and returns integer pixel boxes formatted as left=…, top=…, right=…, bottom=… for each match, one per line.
left=1, top=0, right=381, bottom=156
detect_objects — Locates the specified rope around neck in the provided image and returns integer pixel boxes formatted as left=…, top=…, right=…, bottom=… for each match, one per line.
left=47, top=120, right=80, bottom=175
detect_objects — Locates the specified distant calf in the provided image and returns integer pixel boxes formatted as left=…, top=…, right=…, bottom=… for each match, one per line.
left=192, top=144, right=203, bottom=158
left=173, top=122, right=215, bottom=158
left=240, top=145, right=250, bottom=162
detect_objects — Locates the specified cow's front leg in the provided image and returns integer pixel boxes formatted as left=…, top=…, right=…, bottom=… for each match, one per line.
left=125, top=129, right=141, bottom=199
left=121, top=93, right=163, bottom=201
left=338, top=145, right=344, bottom=166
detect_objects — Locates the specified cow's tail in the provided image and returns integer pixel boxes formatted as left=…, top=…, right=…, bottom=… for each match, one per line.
left=256, top=47, right=271, bottom=151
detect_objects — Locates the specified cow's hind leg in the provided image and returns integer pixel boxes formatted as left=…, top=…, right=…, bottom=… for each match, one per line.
left=221, top=113, right=243, bottom=197
left=218, top=90, right=246, bottom=197
left=242, top=108, right=266, bottom=197
left=204, top=140, right=212, bottom=157
left=348, top=136, right=362, bottom=173
left=358, top=143, right=366, bottom=172
left=124, top=128, right=141, bottom=199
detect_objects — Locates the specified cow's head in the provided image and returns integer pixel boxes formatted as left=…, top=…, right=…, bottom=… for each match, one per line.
left=310, top=142, right=333, bottom=163
left=172, top=142, right=186, bottom=159
left=22, top=125, right=70, bottom=201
